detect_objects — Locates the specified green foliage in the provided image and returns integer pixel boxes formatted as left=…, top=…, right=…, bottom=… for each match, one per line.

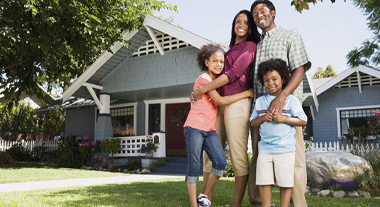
left=30, top=145, right=56, bottom=162
left=140, top=135, right=159, bottom=152
left=5, top=143, right=31, bottom=161
left=367, top=111, right=380, bottom=137
left=355, top=149, right=380, bottom=196
left=291, top=0, right=345, bottom=13
left=39, top=109, right=64, bottom=139
left=0, top=151, right=13, bottom=166
left=312, top=65, right=337, bottom=79
left=100, top=137, right=122, bottom=163
left=124, top=158, right=142, bottom=171
left=0, top=0, right=177, bottom=102
left=56, top=135, right=101, bottom=168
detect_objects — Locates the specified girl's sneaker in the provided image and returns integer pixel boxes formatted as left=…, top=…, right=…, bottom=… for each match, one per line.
left=197, top=195, right=211, bottom=207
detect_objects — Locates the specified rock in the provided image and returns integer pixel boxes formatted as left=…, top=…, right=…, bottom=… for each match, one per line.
left=362, top=191, right=371, bottom=198
left=306, top=151, right=372, bottom=183
left=136, top=169, right=141, bottom=173
left=347, top=191, right=359, bottom=197
left=319, top=190, right=331, bottom=197
left=123, top=169, right=129, bottom=173
left=141, top=168, right=151, bottom=174
left=332, top=191, right=346, bottom=198
left=311, top=188, right=320, bottom=195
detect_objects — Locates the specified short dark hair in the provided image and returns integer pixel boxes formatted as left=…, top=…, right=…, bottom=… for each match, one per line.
left=250, top=0, right=276, bottom=14
left=257, top=59, right=290, bottom=89
left=197, top=43, right=225, bottom=72
left=229, top=10, right=260, bottom=47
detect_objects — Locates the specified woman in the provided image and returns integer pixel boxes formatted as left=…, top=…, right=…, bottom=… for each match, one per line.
left=192, top=10, right=260, bottom=207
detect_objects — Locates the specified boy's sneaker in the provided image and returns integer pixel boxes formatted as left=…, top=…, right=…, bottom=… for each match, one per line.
left=197, top=195, right=211, bottom=207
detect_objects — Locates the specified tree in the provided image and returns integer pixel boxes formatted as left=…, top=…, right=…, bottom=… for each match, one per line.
left=291, top=0, right=346, bottom=13
left=312, top=65, right=337, bottom=79
left=0, top=1, right=176, bottom=103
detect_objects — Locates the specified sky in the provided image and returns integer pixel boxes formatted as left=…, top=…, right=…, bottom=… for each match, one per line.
left=155, top=0, right=374, bottom=75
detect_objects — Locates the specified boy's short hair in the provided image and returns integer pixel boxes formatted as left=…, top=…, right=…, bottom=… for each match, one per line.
left=257, top=59, right=290, bottom=89
left=197, top=43, right=225, bottom=72
left=251, top=0, right=276, bottom=14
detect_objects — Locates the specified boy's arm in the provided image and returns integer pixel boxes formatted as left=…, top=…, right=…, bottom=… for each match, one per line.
left=273, top=112, right=307, bottom=126
left=207, top=88, right=254, bottom=106
left=250, top=115, right=266, bottom=127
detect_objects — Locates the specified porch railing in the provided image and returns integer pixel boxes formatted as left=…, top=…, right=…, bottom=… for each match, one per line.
left=113, top=132, right=166, bottom=157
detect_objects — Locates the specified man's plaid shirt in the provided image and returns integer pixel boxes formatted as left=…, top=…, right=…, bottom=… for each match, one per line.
left=251, top=26, right=312, bottom=103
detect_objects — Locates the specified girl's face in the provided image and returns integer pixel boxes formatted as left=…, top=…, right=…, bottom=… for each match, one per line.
left=205, top=51, right=224, bottom=79
left=263, top=70, right=283, bottom=96
left=234, top=13, right=249, bottom=40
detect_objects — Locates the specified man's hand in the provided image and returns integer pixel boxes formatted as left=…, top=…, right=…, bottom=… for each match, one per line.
left=268, top=91, right=287, bottom=114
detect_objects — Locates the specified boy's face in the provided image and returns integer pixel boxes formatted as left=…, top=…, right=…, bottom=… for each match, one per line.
left=205, top=51, right=224, bottom=77
left=263, top=70, right=283, bottom=96
left=252, top=3, right=275, bottom=33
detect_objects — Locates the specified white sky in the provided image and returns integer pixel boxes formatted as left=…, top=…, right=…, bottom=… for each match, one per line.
left=155, top=0, right=374, bottom=75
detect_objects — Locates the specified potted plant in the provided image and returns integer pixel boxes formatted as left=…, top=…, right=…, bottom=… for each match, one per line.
left=100, top=137, right=122, bottom=167
left=140, top=135, right=160, bottom=157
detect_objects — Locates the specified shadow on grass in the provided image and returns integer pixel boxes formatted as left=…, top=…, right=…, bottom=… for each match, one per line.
left=1, top=161, right=59, bottom=169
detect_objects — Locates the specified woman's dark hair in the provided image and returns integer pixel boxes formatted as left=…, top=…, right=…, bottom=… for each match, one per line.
left=250, top=0, right=276, bottom=14
left=257, top=59, right=290, bottom=89
left=197, top=43, right=225, bottom=72
left=229, top=10, right=260, bottom=47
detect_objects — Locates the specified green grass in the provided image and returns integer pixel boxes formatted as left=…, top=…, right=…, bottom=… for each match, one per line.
left=0, top=162, right=126, bottom=184
left=0, top=177, right=379, bottom=207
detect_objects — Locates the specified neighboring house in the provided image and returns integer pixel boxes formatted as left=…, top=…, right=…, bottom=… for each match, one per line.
left=0, top=86, right=54, bottom=109
left=312, top=65, right=380, bottom=144
left=58, top=15, right=317, bottom=157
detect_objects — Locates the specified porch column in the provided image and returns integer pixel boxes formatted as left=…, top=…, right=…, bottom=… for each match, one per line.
left=94, top=93, right=112, bottom=141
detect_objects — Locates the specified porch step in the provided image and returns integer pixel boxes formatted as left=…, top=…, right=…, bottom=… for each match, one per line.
left=151, top=157, right=203, bottom=175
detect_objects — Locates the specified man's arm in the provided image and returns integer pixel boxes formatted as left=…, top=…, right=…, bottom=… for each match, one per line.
left=268, top=65, right=305, bottom=113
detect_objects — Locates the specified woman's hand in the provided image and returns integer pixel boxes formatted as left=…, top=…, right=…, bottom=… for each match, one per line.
left=191, top=88, right=204, bottom=103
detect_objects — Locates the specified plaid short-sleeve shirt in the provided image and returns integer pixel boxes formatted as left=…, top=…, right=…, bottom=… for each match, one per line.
left=252, top=26, right=311, bottom=102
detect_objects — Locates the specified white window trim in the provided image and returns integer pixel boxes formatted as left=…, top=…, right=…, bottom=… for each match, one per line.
left=144, top=97, right=190, bottom=135
left=336, top=104, right=380, bottom=139
left=94, top=102, right=138, bottom=136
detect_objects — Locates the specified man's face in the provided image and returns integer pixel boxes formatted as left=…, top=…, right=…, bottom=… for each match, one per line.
left=252, top=3, right=275, bottom=33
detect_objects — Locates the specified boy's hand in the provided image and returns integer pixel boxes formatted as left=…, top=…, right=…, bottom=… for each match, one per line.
left=264, top=112, right=273, bottom=122
left=273, top=110, right=285, bottom=123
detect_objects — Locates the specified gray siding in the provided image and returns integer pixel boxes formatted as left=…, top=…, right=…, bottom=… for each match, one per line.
left=313, top=85, right=380, bottom=143
left=65, top=106, right=96, bottom=140
left=102, top=47, right=200, bottom=92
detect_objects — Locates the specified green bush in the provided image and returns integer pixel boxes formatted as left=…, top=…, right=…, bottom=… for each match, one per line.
left=56, top=135, right=101, bottom=168
left=0, top=151, right=13, bottom=166
left=30, top=145, right=56, bottom=162
left=5, top=143, right=31, bottom=161
left=100, top=137, right=121, bottom=164
left=355, top=148, right=380, bottom=196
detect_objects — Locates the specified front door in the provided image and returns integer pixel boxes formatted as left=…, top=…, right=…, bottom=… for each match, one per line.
left=165, top=103, right=190, bottom=156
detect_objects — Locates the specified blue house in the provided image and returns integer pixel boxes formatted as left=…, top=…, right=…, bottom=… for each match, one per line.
left=56, top=15, right=317, bottom=157
left=311, top=65, right=380, bottom=144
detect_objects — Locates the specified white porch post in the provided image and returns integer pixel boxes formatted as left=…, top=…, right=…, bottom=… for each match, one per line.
left=94, top=93, right=112, bottom=141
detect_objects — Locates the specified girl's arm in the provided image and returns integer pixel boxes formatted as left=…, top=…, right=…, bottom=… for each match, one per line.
left=273, top=112, right=307, bottom=126
left=207, top=88, right=254, bottom=106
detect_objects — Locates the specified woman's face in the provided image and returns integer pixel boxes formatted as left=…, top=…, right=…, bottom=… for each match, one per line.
left=234, top=13, right=249, bottom=40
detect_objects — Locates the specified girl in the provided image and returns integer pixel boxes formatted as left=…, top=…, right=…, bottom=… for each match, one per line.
left=184, top=43, right=254, bottom=207
left=250, top=59, right=307, bottom=207
left=192, top=10, right=260, bottom=207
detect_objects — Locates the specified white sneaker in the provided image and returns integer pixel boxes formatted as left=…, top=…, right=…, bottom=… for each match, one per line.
left=197, top=195, right=211, bottom=207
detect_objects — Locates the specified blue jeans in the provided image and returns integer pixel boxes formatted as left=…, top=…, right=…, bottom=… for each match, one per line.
left=184, top=127, right=227, bottom=183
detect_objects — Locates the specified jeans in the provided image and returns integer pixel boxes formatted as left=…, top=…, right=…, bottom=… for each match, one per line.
left=184, top=127, right=227, bottom=183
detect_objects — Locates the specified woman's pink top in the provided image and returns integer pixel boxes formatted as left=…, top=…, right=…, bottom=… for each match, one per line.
left=184, top=73, right=218, bottom=131
left=219, top=41, right=256, bottom=96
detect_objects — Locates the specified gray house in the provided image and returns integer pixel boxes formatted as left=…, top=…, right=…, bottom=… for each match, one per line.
left=60, top=15, right=317, bottom=157
left=311, top=65, right=380, bottom=144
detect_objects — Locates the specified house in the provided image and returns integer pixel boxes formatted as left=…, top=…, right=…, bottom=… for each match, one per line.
left=311, top=65, right=380, bottom=144
left=59, top=15, right=317, bottom=157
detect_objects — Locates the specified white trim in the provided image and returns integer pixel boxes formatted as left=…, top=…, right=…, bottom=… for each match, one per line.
left=144, top=25, right=164, bottom=55
left=85, top=85, right=103, bottom=111
left=336, top=104, right=380, bottom=138
left=306, top=71, right=319, bottom=111
left=356, top=70, right=362, bottom=93
left=310, top=106, right=315, bottom=121
left=144, top=97, right=190, bottom=135
left=82, top=83, right=103, bottom=90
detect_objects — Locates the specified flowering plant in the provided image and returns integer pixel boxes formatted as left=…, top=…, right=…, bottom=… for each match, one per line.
left=367, top=110, right=380, bottom=137
left=140, top=135, right=160, bottom=152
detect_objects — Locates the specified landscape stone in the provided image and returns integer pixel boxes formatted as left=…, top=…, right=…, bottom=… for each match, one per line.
left=311, top=188, right=320, bottom=195
left=333, top=191, right=346, bottom=198
left=306, top=151, right=372, bottom=183
left=347, top=191, right=359, bottom=197
left=319, top=190, right=331, bottom=197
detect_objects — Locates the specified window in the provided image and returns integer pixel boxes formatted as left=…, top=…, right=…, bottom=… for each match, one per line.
left=340, top=108, right=380, bottom=138
left=149, top=104, right=161, bottom=134
left=111, top=107, right=134, bottom=136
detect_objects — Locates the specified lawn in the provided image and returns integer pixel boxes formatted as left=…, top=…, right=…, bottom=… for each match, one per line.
left=0, top=162, right=125, bottom=184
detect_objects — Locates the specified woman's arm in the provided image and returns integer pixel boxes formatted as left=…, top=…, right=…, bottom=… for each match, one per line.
left=207, top=88, right=254, bottom=106
left=192, top=74, right=229, bottom=102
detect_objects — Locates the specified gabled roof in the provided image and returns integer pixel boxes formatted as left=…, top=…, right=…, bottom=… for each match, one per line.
left=315, top=65, right=380, bottom=96
left=62, top=15, right=224, bottom=103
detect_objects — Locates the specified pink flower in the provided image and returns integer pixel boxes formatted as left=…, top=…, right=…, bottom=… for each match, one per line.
left=375, top=117, right=378, bottom=120
left=147, top=135, right=152, bottom=138
left=91, top=141, right=96, bottom=146
left=98, top=156, right=103, bottom=161
left=94, top=156, right=97, bottom=159
left=376, top=111, right=380, bottom=115
left=368, top=131, right=371, bottom=135
left=83, top=135, right=89, bottom=140
left=374, top=122, right=377, bottom=125
left=78, top=143, right=82, bottom=146
left=367, top=121, right=371, bottom=125
left=91, top=148, right=95, bottom=151
left=157, top=143, right=161, bottom=146
left=83, top=142, right=89, bottom=147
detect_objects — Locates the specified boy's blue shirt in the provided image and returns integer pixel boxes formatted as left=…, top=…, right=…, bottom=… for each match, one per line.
left=250, top=94, right=307, bottom=154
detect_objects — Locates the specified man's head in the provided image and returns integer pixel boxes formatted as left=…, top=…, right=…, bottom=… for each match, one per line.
left=251, top=0, right=276, bottom=33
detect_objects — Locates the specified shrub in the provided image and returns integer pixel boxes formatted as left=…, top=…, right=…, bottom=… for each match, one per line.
left=355, top=148, right=380, bottom=196
left=125, top=158, right=142, bottom=171
left=0, top=151, right=13, bottom=166
left=100, top=137, right=121, bottom=164
left=5, top=143, right=31, bottom=161
left=30, top=145, right=56, bottom=162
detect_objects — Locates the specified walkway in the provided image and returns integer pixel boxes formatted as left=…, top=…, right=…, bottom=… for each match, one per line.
left=0, top=174, right=184, bottom=193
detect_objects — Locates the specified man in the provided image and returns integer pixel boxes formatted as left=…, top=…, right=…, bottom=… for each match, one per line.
left=248, top=1, right=311, bottom=207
